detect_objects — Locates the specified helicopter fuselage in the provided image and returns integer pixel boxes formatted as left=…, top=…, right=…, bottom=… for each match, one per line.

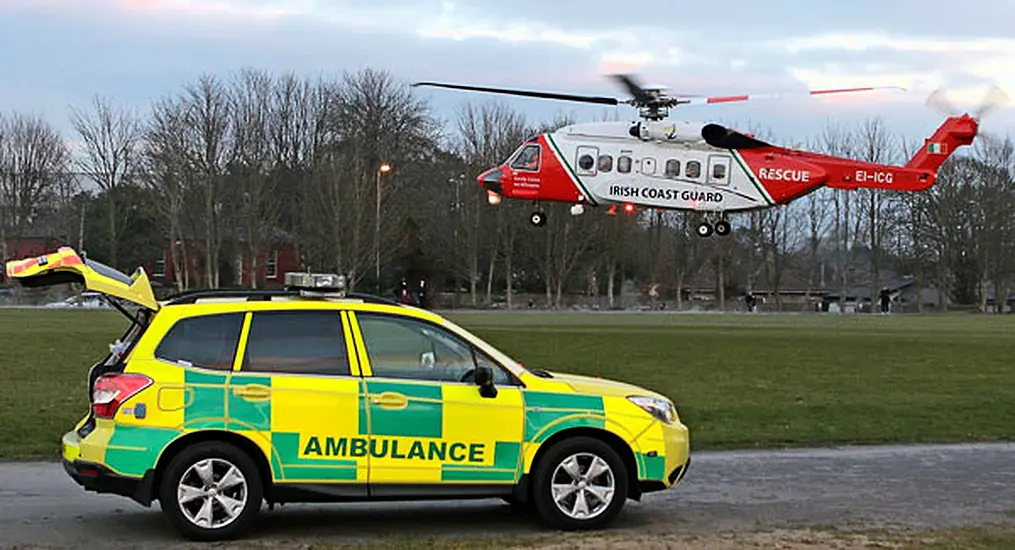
left=477, top=116, right=976, bottom=225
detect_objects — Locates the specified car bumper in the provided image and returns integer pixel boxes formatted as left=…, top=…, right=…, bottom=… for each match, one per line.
left=637, top=420, right=690, bottom=495
left=62, top=429, right=155, bottom=507
left=63, top=458, right=155, bottom=506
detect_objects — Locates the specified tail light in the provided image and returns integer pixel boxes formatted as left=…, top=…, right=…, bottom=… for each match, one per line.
left=92, top=373, right=152, bottom=419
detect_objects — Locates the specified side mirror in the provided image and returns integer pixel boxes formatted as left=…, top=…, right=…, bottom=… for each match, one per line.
left=474, top=365, right=498, bottom=398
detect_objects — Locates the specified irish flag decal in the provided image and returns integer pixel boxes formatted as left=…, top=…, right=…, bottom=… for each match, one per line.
left=928, top=142, right=947, bottom=154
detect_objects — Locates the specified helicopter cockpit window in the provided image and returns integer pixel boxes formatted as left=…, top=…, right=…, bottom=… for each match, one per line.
left=665, top=159, right=680, bottom=178
left=686, top=160, right=701, bottom=179
left=510, top=144, right=541, bottom=171
left=617, top=155, right=632, bottom=173
left=598, top=155, right=613, bottom=172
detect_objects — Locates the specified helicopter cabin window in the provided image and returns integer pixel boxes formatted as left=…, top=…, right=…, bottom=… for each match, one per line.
left=598, top=154, right=613, bottom=172
left=712, top=162, right=727, bottom=181
left=617, top=155, right=632, bottom=173
left=665, top=159, right=680, bottom=178
left=510, top=144, right=541, bottom=171
left=686, top=160, right=701, bottom=179
left=641, top=157, right=656, bottom=175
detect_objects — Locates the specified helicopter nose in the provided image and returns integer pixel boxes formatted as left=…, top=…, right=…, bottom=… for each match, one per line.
left=478, top=167, right=504, bottom=194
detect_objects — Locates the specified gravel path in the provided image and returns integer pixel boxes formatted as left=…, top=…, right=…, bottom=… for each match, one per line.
left=4, top=442, right=1015, bottom=548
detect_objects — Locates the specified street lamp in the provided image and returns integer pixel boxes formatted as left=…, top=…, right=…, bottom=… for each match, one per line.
left=375, top=163, right=391, bottom=294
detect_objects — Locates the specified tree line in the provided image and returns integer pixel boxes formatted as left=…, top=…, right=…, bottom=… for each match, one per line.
left=0, top=67, right=1012, bottom=311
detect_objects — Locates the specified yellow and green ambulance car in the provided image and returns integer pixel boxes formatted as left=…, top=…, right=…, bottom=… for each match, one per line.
left=6, top=247, right=690, bottom=541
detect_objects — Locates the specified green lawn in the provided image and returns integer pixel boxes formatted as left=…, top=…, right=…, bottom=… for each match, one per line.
left=2, top=308, right=1014, bottom=460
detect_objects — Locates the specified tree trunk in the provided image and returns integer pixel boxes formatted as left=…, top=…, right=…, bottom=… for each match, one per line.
left=606, top=260, right=616, bottom=309
left=484, top=247, right=496, bottom=306
left=108, top=195, right=118, bottom=269
left=505, top=246, right=513, bottom=310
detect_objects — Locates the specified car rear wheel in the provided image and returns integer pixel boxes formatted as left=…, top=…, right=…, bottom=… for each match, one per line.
left=531, top=436, right=629, bottom=530
left=158, top=442, right=263, bottom=541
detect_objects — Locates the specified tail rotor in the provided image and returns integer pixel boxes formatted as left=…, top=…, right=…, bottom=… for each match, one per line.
left=925, top=84, right=1011, bottom=146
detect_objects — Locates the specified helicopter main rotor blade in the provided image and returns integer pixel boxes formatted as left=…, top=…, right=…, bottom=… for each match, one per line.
left=609, top=74, right=657, bottom=104
left=412, top=81, right=621, bottom=106
left=678, top=86, right=906, bottom=106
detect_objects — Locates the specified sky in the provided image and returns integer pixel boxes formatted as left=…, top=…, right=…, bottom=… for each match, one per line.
left=2, top=0, right=1014, bottom=152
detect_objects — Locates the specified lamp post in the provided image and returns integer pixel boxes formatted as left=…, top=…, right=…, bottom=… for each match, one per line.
left=375, top=163, right=391, bottom=294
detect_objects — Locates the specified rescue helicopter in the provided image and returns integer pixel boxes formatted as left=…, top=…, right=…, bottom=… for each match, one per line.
left=414, top=74, right=1007, bottom=237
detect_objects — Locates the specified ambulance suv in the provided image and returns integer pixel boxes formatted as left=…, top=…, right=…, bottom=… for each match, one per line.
left=7, top=247, right=690, bottom=541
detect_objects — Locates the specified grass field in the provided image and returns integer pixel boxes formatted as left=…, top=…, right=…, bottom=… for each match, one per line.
left=2, top=308, right=1014, bottom=460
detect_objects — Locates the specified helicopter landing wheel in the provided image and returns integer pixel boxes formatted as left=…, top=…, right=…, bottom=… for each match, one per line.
left=530, top=211, right=547, bottom=227
left=696, top=221, right=713, bottom=237
left=714, top=220, right=731, bottom=236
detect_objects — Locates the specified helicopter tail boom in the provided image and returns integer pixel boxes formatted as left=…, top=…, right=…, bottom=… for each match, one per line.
left=904, top=114, right=978, bottom=173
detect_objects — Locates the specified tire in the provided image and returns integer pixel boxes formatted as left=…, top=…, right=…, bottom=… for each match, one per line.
left=531, top=436, right=629, bottom=530
left=530, top=212, right=545, bottom=226
left=714, top=220, right=731, bottom=236
left=696, top=222, right=713, bottom=237
left=157, top=442, right=263, bottom=541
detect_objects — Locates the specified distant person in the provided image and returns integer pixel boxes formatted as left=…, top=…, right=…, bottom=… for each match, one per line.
left=879, top=288, right=891, bottom=314
left=416, top=279, right=427, bottom=309
left=398, top=278, right=411, bottom=304
left=745, top=293, right=757, bottom=312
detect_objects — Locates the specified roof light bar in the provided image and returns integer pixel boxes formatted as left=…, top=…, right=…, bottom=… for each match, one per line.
left=284, top=272, right=347, bottom=296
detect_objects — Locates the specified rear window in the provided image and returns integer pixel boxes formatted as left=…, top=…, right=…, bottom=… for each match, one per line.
left=155, top=313, right=244, bottom=371
left=241, top=310, right=350, bottom=376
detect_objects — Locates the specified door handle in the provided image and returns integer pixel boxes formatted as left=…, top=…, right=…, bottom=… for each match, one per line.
left=233, top=384, right=271, bottom=401
left=370, top=392, right=408, bottom=409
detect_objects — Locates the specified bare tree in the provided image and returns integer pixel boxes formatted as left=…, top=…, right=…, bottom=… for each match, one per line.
left=144, top=97, right=194, bottom=291
left=0, top=113, right=69, bottom=261
left=182, top=74, right=233, bottom=289
left=325, top=68, right=440, bottom=290
left=453, top=100, right=529, bottom=305
left=70, top=95, right=143, bottom=269
left=854, top=117, right=899, bottom=308
left=228, top=68, right=281, bottom=288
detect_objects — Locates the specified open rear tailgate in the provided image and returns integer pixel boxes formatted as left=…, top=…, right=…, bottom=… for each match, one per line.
left=5, top=247, right=160, bottom=311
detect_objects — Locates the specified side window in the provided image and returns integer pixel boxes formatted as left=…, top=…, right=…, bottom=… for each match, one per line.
left=617, top=155, right=632, bottom=173
left=357, top=314, right=514, bottom=385
left=577, top=153, right=595, bottom=172
left=598, top=155, right=613, bottom=172
left=686, top=160, right=701, bottom=178
left=509, top=144, right=540, bottom=171
left=243, top=311, right=350, bottom=375
left=641, top=157, right=656, bottom=174
left=665, top=159, right=680, bottom=177
left=155, top=313, right=244, bottom=370
left=712, top=162, right=727, bottom=180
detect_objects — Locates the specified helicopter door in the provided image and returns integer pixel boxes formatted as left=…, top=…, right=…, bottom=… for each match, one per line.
left=575, top=146, right=598, bottom=177
left=707, top=155, right=731, bottom=186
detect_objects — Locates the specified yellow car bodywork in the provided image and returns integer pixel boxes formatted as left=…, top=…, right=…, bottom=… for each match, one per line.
left=9, top=247, right=690, bottom=530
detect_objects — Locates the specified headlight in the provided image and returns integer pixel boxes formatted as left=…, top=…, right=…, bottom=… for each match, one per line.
left=627, top=396, right=677, bottom=424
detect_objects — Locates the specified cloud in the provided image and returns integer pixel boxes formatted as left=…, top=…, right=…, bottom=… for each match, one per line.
left=1, top=0, right=1012, bottom=146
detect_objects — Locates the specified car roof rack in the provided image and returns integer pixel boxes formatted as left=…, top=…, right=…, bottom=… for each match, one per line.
left=163, top=289, right=403, bottom=307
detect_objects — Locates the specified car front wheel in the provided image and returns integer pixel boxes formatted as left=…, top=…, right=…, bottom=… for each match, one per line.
left=158, top=442, right=263, bottom=541
left=531, top=436, right=629, bottom=530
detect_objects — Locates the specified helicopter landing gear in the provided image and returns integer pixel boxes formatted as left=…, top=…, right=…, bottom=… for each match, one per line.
left=696, top=212, right=731, bottom=238
left=714, top=219, right=731, bottom=236
left=696, top=221, right=713, bottom=237
left=530, top=210, right=547, bottom=227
